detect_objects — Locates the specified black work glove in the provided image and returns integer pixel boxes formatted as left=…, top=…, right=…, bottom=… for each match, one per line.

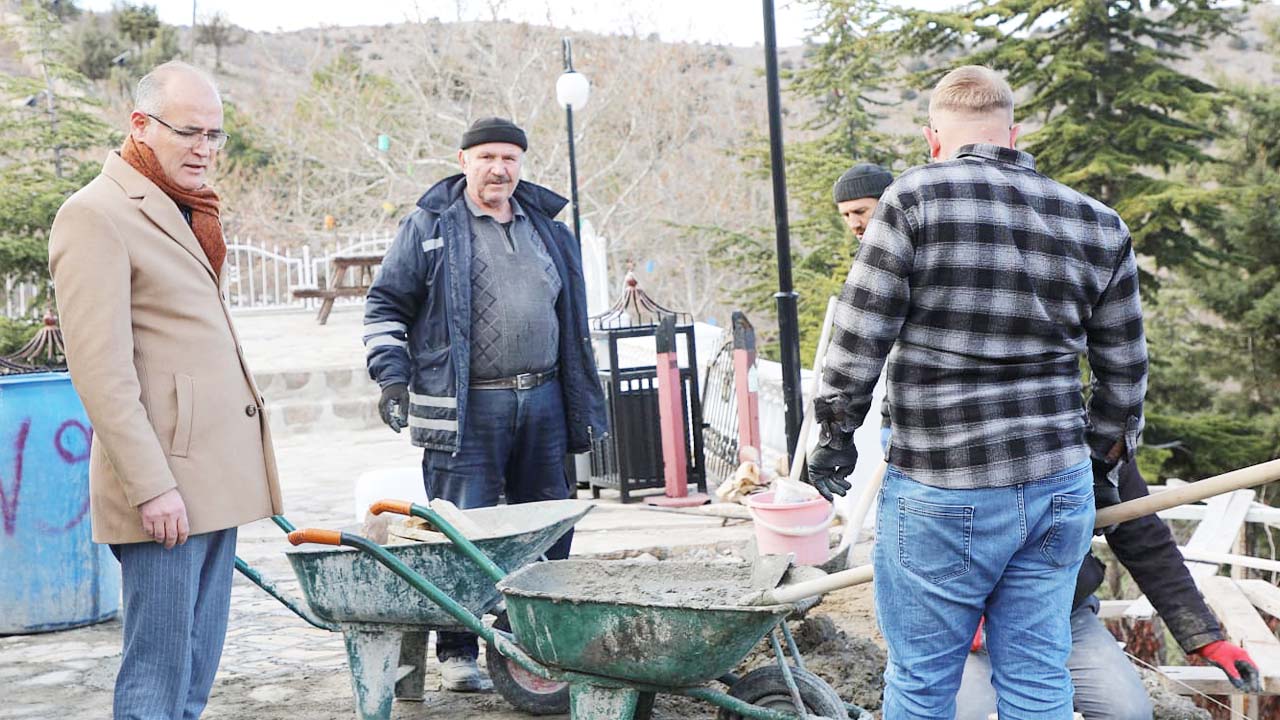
left=806, top=444, right=857, bottom=502
left=805, top=395, right=859, bottom=501
left=1091, top=456, right=1123, bottom=535
left=378, top=383, right=409, bottom=433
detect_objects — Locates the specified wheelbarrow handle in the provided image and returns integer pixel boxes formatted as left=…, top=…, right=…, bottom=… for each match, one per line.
left=369, top=499, right=413, bottom=517
left=367, top=498, right=507, bottom=584
left=233, top=556, right=339, bottom=632
left=288, top=528, right=343, bottom=546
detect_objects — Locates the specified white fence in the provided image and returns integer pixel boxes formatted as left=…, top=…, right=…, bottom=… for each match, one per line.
left=224, top=233, right=392, bottom=311
left=1, top=233, right=393, bottom=318
left=4, top=275, right=44, bottom=319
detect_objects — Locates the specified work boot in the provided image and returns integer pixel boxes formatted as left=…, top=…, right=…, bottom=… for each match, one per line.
left=439, top=657, right=488, bottom=692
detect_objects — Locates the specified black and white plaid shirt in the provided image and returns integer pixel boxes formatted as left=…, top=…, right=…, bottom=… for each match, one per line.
left=820, top=144, right=1147, bottom=489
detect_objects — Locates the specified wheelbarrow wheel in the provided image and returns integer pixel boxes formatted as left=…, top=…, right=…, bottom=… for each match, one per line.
left=487, top=612, right=570, bottom=715
left=716, top=665, right=846, bottom=720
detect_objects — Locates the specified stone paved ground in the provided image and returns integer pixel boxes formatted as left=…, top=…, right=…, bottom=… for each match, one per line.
left=1, top=419, right=761, bottom=719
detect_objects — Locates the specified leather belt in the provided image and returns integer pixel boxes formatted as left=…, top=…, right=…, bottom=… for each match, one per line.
left=471, top=368, right=557, bottom=391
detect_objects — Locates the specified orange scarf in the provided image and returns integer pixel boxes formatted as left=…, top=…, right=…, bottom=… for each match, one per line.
left=121, top=136, right=225, bottom=278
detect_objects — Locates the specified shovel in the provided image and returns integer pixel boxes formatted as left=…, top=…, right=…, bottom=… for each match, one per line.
left=741, top=456, right=1280, bottom=606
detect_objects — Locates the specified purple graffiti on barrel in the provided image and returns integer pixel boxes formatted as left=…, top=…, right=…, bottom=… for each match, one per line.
left=2, top=418, right=94, bottom=536
left=36, top=420, right=94, bottom=534
left=1, top=419, right=32, bottom=536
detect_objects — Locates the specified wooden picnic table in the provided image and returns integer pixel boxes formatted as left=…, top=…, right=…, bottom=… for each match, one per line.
left=292, top=252, right=384, bottom=324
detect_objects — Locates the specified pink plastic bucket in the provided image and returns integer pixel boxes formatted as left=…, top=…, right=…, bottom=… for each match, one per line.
left=745, top=491, right=835, bottom=565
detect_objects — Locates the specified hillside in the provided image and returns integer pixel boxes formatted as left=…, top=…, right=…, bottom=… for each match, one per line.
left=1, top=3, right=1277, bottom=323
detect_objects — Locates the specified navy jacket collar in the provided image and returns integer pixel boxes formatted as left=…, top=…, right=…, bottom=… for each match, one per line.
left=416, top=173, right=569, bottom=218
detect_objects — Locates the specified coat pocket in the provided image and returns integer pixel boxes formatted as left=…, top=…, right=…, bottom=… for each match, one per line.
left=171, top=373, right=194, bottom=457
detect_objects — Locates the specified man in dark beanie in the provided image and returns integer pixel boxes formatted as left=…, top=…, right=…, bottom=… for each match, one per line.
left=833, top=162, right=893, bottom=239
left=363, top=117, right=606, bottom=691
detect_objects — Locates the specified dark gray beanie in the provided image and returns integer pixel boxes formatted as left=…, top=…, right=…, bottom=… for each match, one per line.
left=460, top=117, right=528, bottom=151
left=833, top=163, right=893, bottom=204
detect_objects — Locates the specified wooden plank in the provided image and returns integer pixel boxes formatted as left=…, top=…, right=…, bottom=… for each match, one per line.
left=1239, top=579, right=1280, bottom=620
left=1159, top=665, right=1251, bottom=696
left=1179, top=549, right=1280, bottom=575
left=1157, top=504, right=1280, bottom=527
left=1098, top=599, right=1134, bottom=620
left=1198, top=576, right=1280, bottom=693
left=1127, top=490, right=1254, bottom=619
left=1158, top=666, right=1280, bottom=698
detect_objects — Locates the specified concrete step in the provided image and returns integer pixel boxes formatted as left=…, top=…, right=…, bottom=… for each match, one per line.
left=265, top=396, right=382, bottom=436
left=255, top=365, right=378, bottom=404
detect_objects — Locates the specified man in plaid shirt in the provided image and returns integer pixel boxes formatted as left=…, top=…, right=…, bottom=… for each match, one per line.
left=807, top=66, right=1147, bottom=719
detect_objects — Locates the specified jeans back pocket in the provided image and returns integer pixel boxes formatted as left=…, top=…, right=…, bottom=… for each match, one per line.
left=1041, top=492, right=1095, bottom=568
left=898, top=497, right=974, bottom=583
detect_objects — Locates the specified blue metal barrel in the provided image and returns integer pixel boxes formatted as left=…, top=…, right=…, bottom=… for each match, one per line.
left=0, top=371, right=119, bottom=633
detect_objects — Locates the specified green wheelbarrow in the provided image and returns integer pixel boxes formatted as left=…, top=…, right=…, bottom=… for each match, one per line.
left=232, top=499, right=592, bottom=720
left=290, top=505, right=873, bottom=720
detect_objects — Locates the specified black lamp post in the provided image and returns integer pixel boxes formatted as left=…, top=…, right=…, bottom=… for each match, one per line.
left=557, top=38, right=590, bottom=247
left=761, top=0, right=805, bottom=462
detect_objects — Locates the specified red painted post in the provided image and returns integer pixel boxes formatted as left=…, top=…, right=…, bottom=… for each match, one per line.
left=732, top=312, right=762, bottom=461
left=647, top=314, right=709, bottom=507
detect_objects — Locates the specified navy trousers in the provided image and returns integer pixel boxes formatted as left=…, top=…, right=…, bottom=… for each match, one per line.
left=110, top=528, right=238, bottom=720
left=422, top=379, right=571, bottom=660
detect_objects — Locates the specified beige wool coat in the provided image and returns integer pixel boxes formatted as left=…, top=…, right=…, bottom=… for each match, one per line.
left=49, top=152, right=283, bottom=545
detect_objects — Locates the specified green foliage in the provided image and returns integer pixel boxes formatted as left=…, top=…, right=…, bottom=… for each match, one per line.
left=113, top=3, right=159, bottom=52
left=1188, top=81, right=1280, bottom=412
left=71, top=14, right=125, bottom=80
left=1142, top=412, right=1280, bottom=480
left=896, top=0, right=1237, bottom=288
left=715, top=0, right=915, bottom=359
left=220, top=101, right=273, bottom=174
left=0, top=317, right=40, bottom=356
left=0, top=2, right=119, bottom=286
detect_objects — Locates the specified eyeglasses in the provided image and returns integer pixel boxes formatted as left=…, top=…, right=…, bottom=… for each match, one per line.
left=146, top=113, right=229, bottom=151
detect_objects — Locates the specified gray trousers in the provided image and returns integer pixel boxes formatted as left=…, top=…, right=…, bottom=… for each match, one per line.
left=956, top=597, right=1154, bottom=720
left=111, top=528, right=238, bottom=720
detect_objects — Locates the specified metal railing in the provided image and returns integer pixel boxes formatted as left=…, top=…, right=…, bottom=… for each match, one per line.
left=3, top=234, right=394, bottom=318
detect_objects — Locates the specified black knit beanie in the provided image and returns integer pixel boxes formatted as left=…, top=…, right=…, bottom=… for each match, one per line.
left=460, top=117, right=528, bottom=151
left=833, top=163, right=893, bottom=204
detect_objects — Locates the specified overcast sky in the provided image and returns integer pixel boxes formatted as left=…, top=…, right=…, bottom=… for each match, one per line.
left=77, top=0, right=957, bottom=47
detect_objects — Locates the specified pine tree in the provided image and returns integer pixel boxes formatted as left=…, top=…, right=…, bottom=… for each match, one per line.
left=897, top=0, right=1238, bottom=287
left=1189, top=37, right=1280, bottom=413
left=0, top=1, right=120, bottom=294
left=714, top=0, right=913, bottom=360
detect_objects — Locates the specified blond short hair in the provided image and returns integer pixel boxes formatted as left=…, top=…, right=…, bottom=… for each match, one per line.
left=929, top=65, right=1014, bottom=124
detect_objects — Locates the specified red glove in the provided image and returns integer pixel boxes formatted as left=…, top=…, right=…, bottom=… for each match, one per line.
left=970, top=616, right=985, bottom=653
left=1195, top=640, right=1261, bottom=692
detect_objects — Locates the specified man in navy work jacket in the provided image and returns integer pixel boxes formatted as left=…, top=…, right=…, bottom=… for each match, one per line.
left=806, top=66, right=1148, bottom=719
left=363, top=117, right=607, bottom=691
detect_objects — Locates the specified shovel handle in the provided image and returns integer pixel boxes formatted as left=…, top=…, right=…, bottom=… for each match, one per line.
left=288, top=528, right=343, bottom=547
left=1094, top=458, right=1280, bottom=528
left=753, top=456, right=1280, bottom=605
left=369, top=499, right=413, bottom=517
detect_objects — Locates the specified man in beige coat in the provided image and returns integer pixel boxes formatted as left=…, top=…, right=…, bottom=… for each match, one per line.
left=49, top=61, right=282, bottom=719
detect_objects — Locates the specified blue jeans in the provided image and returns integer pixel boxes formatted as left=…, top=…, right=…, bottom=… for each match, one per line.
left=110, top=528, right=237, bottom=720
left=422, top=379, right=571, bottom=661
left=956, top=596, right=1153, bottom=720
left=874, top=460, right=1094, bottom=720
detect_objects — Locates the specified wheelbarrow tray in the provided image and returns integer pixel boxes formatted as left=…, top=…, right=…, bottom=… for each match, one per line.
left=285, top=499, right=590, bottom=626
left=497, top=559, right=792, bottom=687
